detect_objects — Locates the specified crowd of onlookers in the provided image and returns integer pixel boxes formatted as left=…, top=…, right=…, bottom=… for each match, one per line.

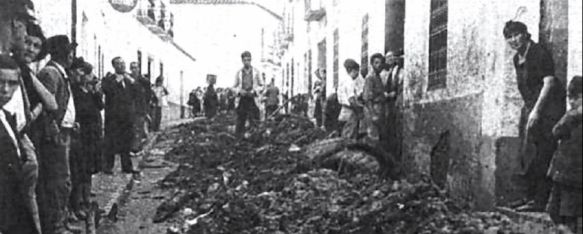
left=188, top=86, right=236, bottom=118
left=2, top=1, right=581, bottom=233
left=1, top=1, right=170, bottom=233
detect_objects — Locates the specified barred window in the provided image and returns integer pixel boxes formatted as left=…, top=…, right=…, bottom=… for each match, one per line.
left=428, top=0, right=448, bottom=90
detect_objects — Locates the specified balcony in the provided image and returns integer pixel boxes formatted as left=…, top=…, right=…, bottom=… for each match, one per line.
left=304, top=0, right=325, bottom=21
left=135, top=0, right=174, bottom=40
left=304, top=8, right=325, bottom=21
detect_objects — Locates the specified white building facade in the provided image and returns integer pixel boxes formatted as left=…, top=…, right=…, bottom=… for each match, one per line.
left=280, top=0, right=582, bottom=210
left=31, top=0, right=199, bottom=120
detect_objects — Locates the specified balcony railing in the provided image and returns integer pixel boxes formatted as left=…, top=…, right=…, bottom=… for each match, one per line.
left=304, top=0, right=325, bottom=21
left=135, top=0, right=174, bottom=39
left=304, top=8, right=325, bottom=21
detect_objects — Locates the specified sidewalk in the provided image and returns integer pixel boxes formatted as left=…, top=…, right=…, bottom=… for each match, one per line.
left=95, top=117, right=204, bottom=234
left=70, top=118, right=199, bottom=233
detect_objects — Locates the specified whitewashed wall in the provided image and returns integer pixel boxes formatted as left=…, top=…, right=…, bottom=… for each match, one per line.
left=31, top=0, right=198, bottom=107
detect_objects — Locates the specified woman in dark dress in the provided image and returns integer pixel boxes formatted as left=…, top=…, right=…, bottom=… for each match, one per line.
left=187, top=89, right=200, bottom=117
left=69, top=58, right=104, bottom=218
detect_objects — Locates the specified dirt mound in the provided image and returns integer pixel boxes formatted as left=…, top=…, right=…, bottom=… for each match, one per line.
left=154, top=113, right=522, bottom=234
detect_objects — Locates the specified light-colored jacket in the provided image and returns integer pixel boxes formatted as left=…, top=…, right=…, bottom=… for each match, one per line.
left=233, top=66, right=264, bottom=107
left=338, top=75, right=364, bottom=121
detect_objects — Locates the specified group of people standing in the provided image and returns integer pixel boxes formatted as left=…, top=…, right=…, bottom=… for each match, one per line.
left=188, top=53, right=281, bottom=127
left=317, top=51, right=403, bottom=156
left=306, top=19, right=581, bottom=233
left=188, top=85, right=236, bottom=119
left=1, top=1, right=169, bottom=233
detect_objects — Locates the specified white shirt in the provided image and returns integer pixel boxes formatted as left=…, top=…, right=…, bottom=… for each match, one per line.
left=338, top=75, right=364, bottom=121
left=4, top=86, right=27, bottom=131
left=0, top=110, right=21, bottom=156
left=54, top=62, right=76, bottom=128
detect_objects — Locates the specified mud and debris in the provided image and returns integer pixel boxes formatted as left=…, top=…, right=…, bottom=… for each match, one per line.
left=141, top=113, right=531, bottom=234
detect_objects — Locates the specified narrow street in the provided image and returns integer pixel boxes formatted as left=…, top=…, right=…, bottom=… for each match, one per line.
left=89, top=114, right=562, bottom=234
left=2, top=1, right=582, bottom=234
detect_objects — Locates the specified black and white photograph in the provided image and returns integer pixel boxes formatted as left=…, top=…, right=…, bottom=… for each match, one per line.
left=0, top=0, right=582, bottom=233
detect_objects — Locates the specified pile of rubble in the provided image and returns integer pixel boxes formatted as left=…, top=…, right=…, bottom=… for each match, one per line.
left=155, top=114, right=523, bottom=234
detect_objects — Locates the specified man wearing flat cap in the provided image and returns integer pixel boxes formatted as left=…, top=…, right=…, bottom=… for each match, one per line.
left=35, top=35, right=78, bottom=234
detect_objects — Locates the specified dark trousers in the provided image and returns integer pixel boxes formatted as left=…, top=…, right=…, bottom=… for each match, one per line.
left=547, top=182, right=582, bottom=232
left=514, top=106, right=558, bottom=207
left=205, top=105, right=217, bottom=119
left=315, top=99, right=323, bottom=127
left=0, top=175, right=36, bottom=234
left=152, top=106, right=162, bottom=131
left=20, top=134, right=42, bottom=233
left=265, top=105, right=278, bottom=119
left=385, top=101, right=403, bottom=161
left=69, top=131, right=93, bottom=213
left=37, top=128, right=72, bottom=234
left=236, top=97, right=259, bottom=136
left=104, top=120, right=134, bottom=172
left=103, top=147, right=133, bottom=172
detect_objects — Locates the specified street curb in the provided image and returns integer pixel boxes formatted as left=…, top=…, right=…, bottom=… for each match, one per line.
left=102, top=118, right=200, bottom=221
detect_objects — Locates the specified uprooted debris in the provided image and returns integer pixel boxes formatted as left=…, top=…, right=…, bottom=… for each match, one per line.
left=153, top=113, right=523, bottom=234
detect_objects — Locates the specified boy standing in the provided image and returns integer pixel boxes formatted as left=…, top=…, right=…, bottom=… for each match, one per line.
left=338, top=59, right=365, bottom=139
left=546, top=76, right=582, bottom=233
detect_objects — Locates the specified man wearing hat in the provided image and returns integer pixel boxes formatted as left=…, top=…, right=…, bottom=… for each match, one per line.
left=102, top=56, right=140, bottom=174
left=35, top=35, right=77, bottom=234
left=5, top=21, right=57, bottom=234
left=503, top=21, right=566, bottom=212
left=383, top=50, right=404, bottom=160
left=0, top=0, right=35, bottom=55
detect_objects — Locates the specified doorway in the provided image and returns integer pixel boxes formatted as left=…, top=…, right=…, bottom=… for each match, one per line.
left=539, top=0, right=569, bottom=86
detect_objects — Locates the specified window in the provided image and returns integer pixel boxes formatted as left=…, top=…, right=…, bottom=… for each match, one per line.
left=333, top=29, right=339, bottom=91
left=361, top=14, right=370, bottom=77
left=428, top=0, right=448, bottom=90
